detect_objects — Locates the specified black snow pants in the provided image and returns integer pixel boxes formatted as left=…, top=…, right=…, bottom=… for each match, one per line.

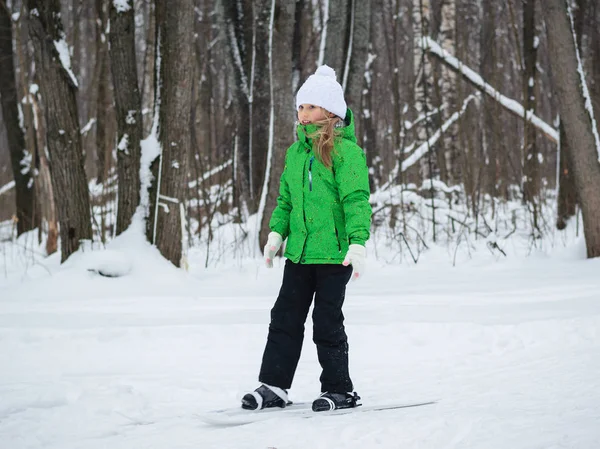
left=258, top=259, right=354, bottom=394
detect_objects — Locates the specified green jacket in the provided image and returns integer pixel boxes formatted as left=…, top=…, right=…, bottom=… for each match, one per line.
left=269, top=109, right=372, bottom=264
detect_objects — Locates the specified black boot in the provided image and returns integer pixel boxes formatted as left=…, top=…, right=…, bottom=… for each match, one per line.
left=312, top=392, right=361, bottom=412
left=241, top=384, right=289, bottom=410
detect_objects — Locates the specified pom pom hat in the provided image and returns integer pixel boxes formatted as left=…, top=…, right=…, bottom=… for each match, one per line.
left=295, top=65, right=347, bottom=119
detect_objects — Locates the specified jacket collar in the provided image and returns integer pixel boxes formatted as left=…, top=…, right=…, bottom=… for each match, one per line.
left=296, top=108, right=356, bottom=149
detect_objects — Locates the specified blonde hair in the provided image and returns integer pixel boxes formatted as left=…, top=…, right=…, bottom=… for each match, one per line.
left=308, top=111, right=342, bottom=169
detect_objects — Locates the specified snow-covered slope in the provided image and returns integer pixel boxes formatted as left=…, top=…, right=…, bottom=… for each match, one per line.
left=1, top=229, right=599, bottom=449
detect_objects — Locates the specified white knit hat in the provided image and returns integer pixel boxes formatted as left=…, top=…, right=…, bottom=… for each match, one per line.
left=295, top=65, right=347, bottom=119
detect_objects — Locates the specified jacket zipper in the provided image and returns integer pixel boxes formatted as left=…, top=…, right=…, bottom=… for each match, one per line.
left=308, top=156, right=315, bottom=191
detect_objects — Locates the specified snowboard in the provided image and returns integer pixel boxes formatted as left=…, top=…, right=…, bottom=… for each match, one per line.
left=197, top=400, right=437, bottom=427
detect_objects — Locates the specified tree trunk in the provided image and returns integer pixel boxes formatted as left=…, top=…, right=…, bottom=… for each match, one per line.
left=148, top=0, right=194, bottom=266
left=522, top=0, right=540, bottom=229
left=141, top=0, right=156, bottom=136
left=344, top=0, right=370, bottom=140
left=109, top=0, right=142, bottom=235
left=363, top=5, right=377, bottom=190
left=322, top=0, right=349, bottom=72
left=223, top=0, right=270, bottom=214
left=27, top=0, right=92, bottom=262
left=94, top=0, right=111, bottom=184
left=590, top=0, right=600, bottom=123
left=413, top=0, right=436, bottom=181
left=0, top=1, right=37, bottom=235
left=30, top=90, right=58, bottom=255
left=542, top=0, right=600, bottom=258
left=436, top=0, right=456, bottom=186
left=480, top=0, right=500, bottom=200
left=556, top=122, right=577, bottom=229
left=259, top=0, right=296, bottom=248
left=250, top=0, right=271, bottom=210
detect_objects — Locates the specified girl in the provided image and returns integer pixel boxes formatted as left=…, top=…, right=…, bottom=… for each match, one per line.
left=242, top=65, right=372, bottom=412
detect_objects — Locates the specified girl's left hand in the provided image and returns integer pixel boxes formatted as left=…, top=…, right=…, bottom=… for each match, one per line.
left=343, top=244, right=366, bottom=280
left=264, top=232, right=283, bottom=268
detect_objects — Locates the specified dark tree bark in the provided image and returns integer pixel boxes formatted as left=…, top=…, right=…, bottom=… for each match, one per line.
left=542, top=0, right=600, bottom=258
left=591, top=0, right=600, bottom=120
left=480, top=0, right=500, bottom=200
left=363, top=6, right=377, bottom=191
left=30, top=89, right=58, bottom=255
left=250, top=0, right=271, bottom=208
left=556, top=122, right=577, bottom=230
left=147, top=0, right=194, bottom=266
left=0, top=0, right=37, bottom=235
left=556, top=0, right=586, bottom=229
left=223, top=0, right=271, bottom=214
left=522, top=0, right=540, bottom=225
left=344, top=0, right=370, bottom=140
left=259, top=0, right=296, bottom=247
left=94, top=0, right=111, bottom=183
left=141, top=0, right=156, bottom=136
left=109, top=0, right=142, bottom=235
left=322, top=0, right=349, bottom=73
left=223, top=0, right=252, bottom=215
left=27, top=0, right=92, bottom=262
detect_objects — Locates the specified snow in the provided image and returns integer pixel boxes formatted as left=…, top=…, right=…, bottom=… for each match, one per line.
left=112, top=0, right=132, bottom=13
left=80, top=118, right=96, bottom=135
left=420, top=37, right=558, bottom=143
left=125, top=110, right=136, bottom=125
left=1, top=217, right=599, bottom=448
left=53, top=38, right=79, bottom=88
left=117, top=134, right=129, bottom=154
left=0, top=180, right=15, bottom=195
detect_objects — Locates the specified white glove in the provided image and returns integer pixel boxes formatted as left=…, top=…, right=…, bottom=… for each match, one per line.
left=264, top=232, right=283, bottom=268
left=343, top=244, right=366, bottom=281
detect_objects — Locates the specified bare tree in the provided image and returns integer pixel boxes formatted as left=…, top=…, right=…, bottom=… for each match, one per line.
left=27, top=0, right=92, bottom=261
left=556, top=122, right=577, bottom=229
left=147, top=0, right=194, bottom=266
left=223, top=0, right=270, bottom=214
left=344, top=0, right=370, bottom=139
left=0, top=0, right=37, bottom=235
left=318, top=0, right=370, bottom=134
left=94, top=0, right=113, bottom=184
left=258, top=0, right=296, bottom=247
left=542, top=0, right=600, bottom=258
left=322, top=0, right=349, bottom=71
left=522, top=0, right=540, bottom=229
left=109, top=0, right=142, bottom=235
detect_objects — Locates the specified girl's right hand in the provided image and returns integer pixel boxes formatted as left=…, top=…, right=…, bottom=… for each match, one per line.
left=264, top=232, right=283, bottom=268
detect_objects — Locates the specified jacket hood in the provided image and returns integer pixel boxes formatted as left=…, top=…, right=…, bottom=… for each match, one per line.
left=296, top=108, right=357, bottom=148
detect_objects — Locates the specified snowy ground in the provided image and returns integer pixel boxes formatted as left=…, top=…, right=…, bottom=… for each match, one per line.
left=1, top=228, right=600, bottom=449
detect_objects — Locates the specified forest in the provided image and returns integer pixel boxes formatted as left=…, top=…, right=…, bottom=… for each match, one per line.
left=1, top=0, right=599, bottom=267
